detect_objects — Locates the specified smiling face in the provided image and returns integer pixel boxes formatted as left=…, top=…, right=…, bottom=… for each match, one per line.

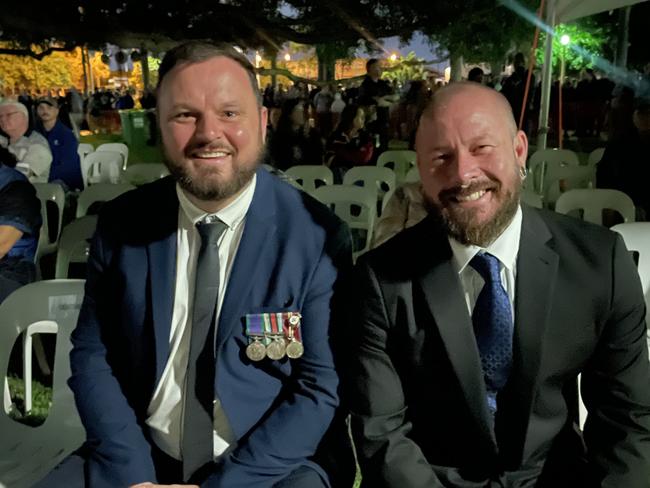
left=158, top=55, right=267, bottom=211
left=415, top=83, right=528, bottom=246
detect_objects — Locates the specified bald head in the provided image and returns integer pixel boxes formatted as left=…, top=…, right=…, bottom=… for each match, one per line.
left=418, top=82, right=517, bottom=138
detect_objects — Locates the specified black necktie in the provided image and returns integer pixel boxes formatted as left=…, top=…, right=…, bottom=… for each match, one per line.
left=182, top=216, right=228, bottom=481
left=469, top=252, right=513, bottom=415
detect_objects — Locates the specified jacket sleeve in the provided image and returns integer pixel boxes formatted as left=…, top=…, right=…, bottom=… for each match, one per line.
left=581, top=234, right=650, bottom=487
left=68, top=214, right=157, bottom=487
left=202, top=221, right=353, bottom=488
left=346, top=259, right=444, bottom=488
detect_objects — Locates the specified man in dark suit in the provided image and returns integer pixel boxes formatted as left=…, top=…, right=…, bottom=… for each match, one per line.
left=347, top=82, right=650, bottom=487
left=38, top=42, right=353, bottom=488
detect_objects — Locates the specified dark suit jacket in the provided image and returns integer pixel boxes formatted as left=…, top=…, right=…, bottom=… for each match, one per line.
left=348, top=205, right=650, bottom=488
left=69, top=169, right=354, bottom=487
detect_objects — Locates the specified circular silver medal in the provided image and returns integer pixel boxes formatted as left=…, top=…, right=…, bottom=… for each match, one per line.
left=246, top=340, right=266, bottom=362
left=266, top=337, right=286, bottom=360
left=285, top=339, right=304, bottom=359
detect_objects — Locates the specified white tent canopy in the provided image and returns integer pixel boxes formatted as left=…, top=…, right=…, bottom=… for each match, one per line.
left=536, top=0, right=649, bottom=149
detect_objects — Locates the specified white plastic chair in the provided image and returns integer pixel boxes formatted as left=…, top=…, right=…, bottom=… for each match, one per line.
left=543, top=164, right=595, bottom=207
left=404, top=165, right=420, bottom=183
left=54, top=216, right=98, bottom=279
left=96, top=142, right=129, bottom=169
left=82, top=151, right=123, bottom=185
left=611, top=223, right=650, bottom=326
left=528, top=148, right=580, bottom=195
left=587, top=147, right=606, bottom=167
left=377, top=150, right=417, bottom=183
left=121, top=163, right=170, bottom=186
left=343, top=166, right=397, bottom=215
left=285, top=165, right=334, bottom=193
left=33, top=183, right=66, bottom=259
left=555, top=189, right=635, bottom=226
left=313, top=184, right=377, bottom=260
left=521, top=188, right=543, bottom=209
left=0, top=280, right=85, bottom=488
left=77, top=142, right=94, bottom=163
left=76, top=183, right=134, bottom=218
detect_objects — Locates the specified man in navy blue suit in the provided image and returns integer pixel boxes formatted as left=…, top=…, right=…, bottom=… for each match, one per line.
left=38, top=42, right=353, bottom=488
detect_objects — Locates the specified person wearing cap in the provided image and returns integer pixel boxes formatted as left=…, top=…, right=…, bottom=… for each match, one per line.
left=36, top=96, right=84, bottom=190
left=0, top=100, right=52, bottom=182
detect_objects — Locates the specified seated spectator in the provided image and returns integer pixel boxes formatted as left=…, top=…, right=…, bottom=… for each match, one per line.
left=0, top=100, right=52, bottom=182
left=35, top=96, right=84, bottom=191
left=390, top=80, right=429, bottom=146
left=372, top=181, right=427, bottom=247
left=313, top=84, right=335, bottom=137
left=269, top=99, right=323, bottom=170
left=597, top=99, right=650, bottom=219
left=326, top=104, right=374, bottom=181
left=0, top=146, right=41, bottom=303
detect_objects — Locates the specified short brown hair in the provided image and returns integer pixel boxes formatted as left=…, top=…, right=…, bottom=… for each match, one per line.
left=157, top=41, right=262, bottom=106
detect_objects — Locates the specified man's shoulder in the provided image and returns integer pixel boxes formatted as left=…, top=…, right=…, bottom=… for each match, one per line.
left=26, top=131, right=49, bottom=147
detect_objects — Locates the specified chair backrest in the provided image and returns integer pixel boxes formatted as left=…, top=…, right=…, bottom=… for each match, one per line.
left=285, top=165, right=334, bottom=193
left=55, top=216, right=98, bottom=278
left=82, top=151, right=123, bottom=185
left=543, top=164, right=595, bottom=206
left=96, top=142, right=129, bottom=169
left=555, top=189, right=635, bottom=225
left=77, top=143, right=94, bottom=162
left=528, top=148, right=580, bottom=194
left=377, top=150, right=417, bottom=183
left=121, top=163, right=170, bottom=186
left=611, top=222, right=650, bottom=325
left=312, top=184, right=377, bottom=259
left=404, top=165, right=420, bottom=183
left=0, top=280, right=85, bottom=488
left=343, top=166, right=397, bottom=215
left=587, top=147, right=605, bottom=167
left=521, top=188, right=543, bottom=209
left=33, top=183, right=66, bottom=258
left=76, top=183, right=135, bottom=218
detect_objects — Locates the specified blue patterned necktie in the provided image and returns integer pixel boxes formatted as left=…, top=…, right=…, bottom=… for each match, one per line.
left=469, top=252, right=513, bottom=415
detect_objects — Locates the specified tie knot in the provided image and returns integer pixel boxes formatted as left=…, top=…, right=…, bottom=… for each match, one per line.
left=196, top=217, right=228, bottom=246
left=469, top=252, right=501, bottom=283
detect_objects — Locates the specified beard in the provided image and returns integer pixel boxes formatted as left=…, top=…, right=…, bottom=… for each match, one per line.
left=428, top=171, right=521, bottom=247
left=165, top=142, right=266, bottom=202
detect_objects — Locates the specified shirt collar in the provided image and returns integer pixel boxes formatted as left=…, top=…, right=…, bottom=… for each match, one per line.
left=448, top=205, right=523, bottom=274
left=176, top=173, right=257, bottom=230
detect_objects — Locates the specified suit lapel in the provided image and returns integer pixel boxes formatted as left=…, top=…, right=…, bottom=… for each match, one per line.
left=216, top=169, right=278, bottom=350
left=146, top=178, right=179, bottom=384
left=497, top=206, right=559, bottom=467
left=415, top=220, right=497, bottom=452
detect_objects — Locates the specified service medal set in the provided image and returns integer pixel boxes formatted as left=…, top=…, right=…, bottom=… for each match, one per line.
left=244, top=312, right=304, bottom=361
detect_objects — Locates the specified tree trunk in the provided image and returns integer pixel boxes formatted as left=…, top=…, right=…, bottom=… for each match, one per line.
left=140, top=50, right=151, bottom=90
left=271, top=56, right=277, bottom=88
left=450, top=55, right=464, bottom=82
left=615, top=6, right=631, bottom=68
left=317, top=55, right=336, bottom=82
left=81, top=45, right=89, bottom=95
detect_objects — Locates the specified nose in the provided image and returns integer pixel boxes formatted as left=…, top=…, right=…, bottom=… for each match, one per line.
left=194, top=112, right=224, bottom=144
left=448, top=149, right=481, bottom=186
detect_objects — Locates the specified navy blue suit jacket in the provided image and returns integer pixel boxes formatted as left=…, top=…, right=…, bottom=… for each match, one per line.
left=69, top=168, right=352, bottom=487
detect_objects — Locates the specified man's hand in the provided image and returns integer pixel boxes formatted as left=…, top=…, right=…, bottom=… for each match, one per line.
left=129, top=483, right=199, bottom=488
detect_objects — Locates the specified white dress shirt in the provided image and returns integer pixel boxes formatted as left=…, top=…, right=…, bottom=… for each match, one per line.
left=146, top=174, right=257, bottom=461
left=448, top=206, right=523, bottom=318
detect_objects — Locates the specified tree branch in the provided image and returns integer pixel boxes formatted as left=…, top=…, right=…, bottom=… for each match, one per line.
left=0, top=45, right=77, bottom=60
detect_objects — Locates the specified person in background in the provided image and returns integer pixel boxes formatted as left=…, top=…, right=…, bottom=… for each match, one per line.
left=35, top=96, right=84, bottom=191
left=0, top=145, right=41, bottom=304
left=467, top=67, right=485, bottom=84
left=0, top=100, right=52, bottom=182
left=326, top=104, right=374, bottom=181
left=269, top=99, right=323, bottom=170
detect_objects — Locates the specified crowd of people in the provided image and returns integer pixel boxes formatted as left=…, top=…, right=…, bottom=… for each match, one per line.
left=1, top=41, right=650, bottom=488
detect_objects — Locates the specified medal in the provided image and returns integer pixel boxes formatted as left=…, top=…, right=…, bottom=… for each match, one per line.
left=266, top=336, right=286, bottom=360
left=244, top=313, right=266, bottom=362
left=284, top=313, right=304, bottom=359
left=246, top=338, right=266, bottom=362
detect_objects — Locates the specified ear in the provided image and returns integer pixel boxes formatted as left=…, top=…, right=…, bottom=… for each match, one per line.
left=513, top=130, right=528, bottom=171
left=260, top=106, right=269, bottom=144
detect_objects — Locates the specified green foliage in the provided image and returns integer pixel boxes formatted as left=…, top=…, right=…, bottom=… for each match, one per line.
left=535, top=22, right=608, bottom=75
left=381, top=52, right=427, bottom=85
left=7, top=375, right=52, bottom=426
